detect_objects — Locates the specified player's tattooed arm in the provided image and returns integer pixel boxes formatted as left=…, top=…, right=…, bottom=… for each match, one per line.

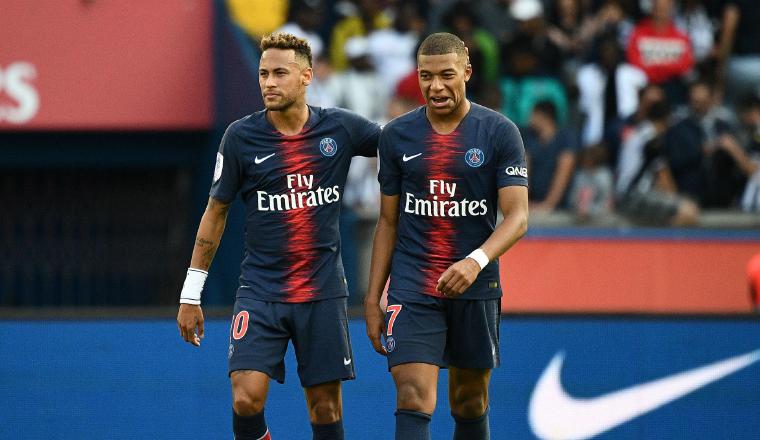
left=189, top=197, right=231, bottom=271
left=365, top=194, right=400, bottom=356
left=178, top=197, right=231, bottom=347
left=437, top=186, right=528, bottom=297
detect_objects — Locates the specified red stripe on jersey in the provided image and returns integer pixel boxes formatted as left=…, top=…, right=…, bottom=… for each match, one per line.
left=279, top=135, right=318, bottom=302
left=422, top=131, right=461, bottom=297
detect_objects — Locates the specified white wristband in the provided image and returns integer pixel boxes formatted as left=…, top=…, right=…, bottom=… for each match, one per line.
left=179, top=268, right=208, bottom=305
left=466, top=249, right=489, bottom=270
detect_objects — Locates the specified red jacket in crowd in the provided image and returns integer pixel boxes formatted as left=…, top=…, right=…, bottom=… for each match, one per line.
left=626, top=19, right=694, bottom=84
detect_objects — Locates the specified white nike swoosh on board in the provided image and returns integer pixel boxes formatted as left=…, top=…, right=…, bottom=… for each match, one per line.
left=529, top=349, right=760, bottom=440
left=402, top=153, right=422, bottom=162
left=254, top=153, right=275, bottom=164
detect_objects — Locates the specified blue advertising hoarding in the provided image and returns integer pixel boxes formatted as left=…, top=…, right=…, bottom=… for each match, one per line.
left=1, top=317, right=758, bottom=439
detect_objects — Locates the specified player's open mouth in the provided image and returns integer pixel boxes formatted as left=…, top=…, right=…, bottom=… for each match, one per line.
left=430, top=97, right=450, bottom=107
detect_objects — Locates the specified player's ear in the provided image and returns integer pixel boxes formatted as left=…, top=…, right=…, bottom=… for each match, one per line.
left=301, top=66, right=313, bottom=86
left=462, top=50, right=473, bottom=82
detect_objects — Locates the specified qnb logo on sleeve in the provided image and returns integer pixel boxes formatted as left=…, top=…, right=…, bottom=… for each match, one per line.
left=505, top=166, right=528, bottom=178
left=0, top=62, right=39, bottom=124
left=257, top=173, right=340, bottom=211
left=404, top=179, right=487, bottom=217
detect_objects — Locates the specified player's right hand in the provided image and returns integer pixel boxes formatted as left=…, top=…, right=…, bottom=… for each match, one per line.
left=364, top=302, right=388, bottom=356
left=177, top=304, right=205, bottom=347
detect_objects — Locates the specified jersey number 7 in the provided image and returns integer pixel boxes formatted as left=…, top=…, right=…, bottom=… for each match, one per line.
left=386, top=304, right=402, bottom=336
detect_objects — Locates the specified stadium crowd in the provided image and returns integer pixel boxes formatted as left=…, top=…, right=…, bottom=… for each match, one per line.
left=227, top=0, right=760, bottom=226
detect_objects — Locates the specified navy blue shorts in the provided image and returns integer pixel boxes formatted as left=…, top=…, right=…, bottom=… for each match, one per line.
left=384, top=289, right=501, bottom=370
left=228, top=297, right=355, bottom=388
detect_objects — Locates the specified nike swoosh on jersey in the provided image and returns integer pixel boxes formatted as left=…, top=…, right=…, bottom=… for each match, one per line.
left=529, top=349, right=760, bottom=440
left=343, top=357, right=352, bottom=365
left=254, top=153, right=275, bottom=164
left=402, top=153, right=422, bottom=162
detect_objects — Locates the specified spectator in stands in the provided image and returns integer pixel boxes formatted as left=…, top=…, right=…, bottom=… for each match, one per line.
left=504, top=0, right=562, bottom=76
left=732, top=95, right=760, bottom=211
left=441, top=1, right=500, bottom=101
left=674, top=0, right=715, bottom=67
left=577, top=33, right=648, bottom=152
left=325, top=37, right=386, bottom=122
left=568, top=145, right=615, bottom=221
left=714, top=1, right=760, bottom=104
left=523, top=101, right=579, bottom=213
left=500, top=34, right=568, bottom=128
left=367, top=3, right=425, bottom=99
left=329, top=0, right=391, bottom=71
left=546, top=0, right=592, bottom=77
left=609, top=83, right=666, bottom=168
left=667, top=79, right=735, bottom=205
left=616, top=98, right=699, bottom=225
left=584, top=0, right=637, bottom=48
left=277, top=0, right=326, bottom=59
left=227, top=0, right=287, bottom=41
left=626, top=0, right=694, bottom=103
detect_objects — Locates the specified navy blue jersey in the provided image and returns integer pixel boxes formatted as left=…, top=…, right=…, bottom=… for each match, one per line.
left=211, top=106, right=380, bottom=303
left=378, top=103, right=527, bottom=300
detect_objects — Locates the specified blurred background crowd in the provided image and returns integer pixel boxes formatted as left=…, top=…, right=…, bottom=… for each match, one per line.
left=2, top=0, right=758, bottom=309
left=230, top=0, right=760, bottom=226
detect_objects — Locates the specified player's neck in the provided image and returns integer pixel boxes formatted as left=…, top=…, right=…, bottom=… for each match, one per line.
left=267, top=102, right=310, bottom=136
left=426, top=99, right=471, bottom=135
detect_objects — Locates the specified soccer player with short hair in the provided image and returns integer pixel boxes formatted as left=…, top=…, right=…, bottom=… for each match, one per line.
left=176, top=33, right=380, bottom=440
left=364, top=32, right=529, bottom=440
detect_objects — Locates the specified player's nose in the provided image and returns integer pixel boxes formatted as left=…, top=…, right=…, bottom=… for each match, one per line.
left=430, top=76, right=444, bottom=91
left=263, top=75, right=277, bottom=89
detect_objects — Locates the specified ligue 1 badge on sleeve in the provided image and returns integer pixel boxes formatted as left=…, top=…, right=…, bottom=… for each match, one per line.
left=319, top=137, right=338, bottom=157
left=213, top=152, right=224, bottom=182
left=465, top=148, right=484, bottom=167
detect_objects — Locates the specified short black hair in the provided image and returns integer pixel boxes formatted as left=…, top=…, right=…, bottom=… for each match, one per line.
left=532, top=100, right=558, bottom=122
left=417, top=32, right=468, bottom=60
left=260, top=32, right=312, bottom=67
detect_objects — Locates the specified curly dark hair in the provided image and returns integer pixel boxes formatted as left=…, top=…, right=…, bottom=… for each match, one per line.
left=260, top=33, right=312, bottom=67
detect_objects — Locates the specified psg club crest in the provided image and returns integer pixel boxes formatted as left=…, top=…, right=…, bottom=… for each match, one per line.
left=385, top=336, right=396, bottom=353
left=465, top=148, right=485, bottom=167
left=319, top=138, right=338, bottom=157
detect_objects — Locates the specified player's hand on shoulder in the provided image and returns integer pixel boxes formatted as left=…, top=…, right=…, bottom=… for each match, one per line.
left=177, top=304, right=205, bottom=347
left=364, top=301, right=388, bottom=356
left=436, top=258, right=481, bottom=298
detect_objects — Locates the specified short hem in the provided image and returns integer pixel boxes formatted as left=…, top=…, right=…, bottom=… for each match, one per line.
left=301, top=374, right=356, bottom=389
left=448, top=361, right=500, bottom=370
left=387, top=359, right=447, bottom=371
left=228, top=363, right=284, bottom=384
